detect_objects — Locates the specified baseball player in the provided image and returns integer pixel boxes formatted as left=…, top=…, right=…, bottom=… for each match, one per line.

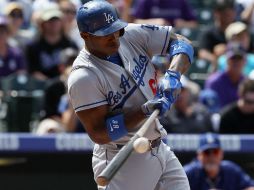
left=184, top=133, right=254, bottom=190
left=68, top=0, right=193, bottom=189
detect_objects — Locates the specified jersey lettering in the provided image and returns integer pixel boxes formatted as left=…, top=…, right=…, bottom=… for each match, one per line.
left=141, top=24, right=159, bottom=31
left=132, top=55, right=148, bottom=86
left=107, top=74, right=131, bottom=106
left=104, top=13, right=115, bottom=23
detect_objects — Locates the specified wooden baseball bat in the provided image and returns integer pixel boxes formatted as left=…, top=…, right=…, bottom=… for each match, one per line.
left=96, top=109, right=160, bottom=186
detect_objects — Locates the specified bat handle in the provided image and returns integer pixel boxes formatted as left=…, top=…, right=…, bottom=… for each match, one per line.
left=96, top=177, right=109, bottom=187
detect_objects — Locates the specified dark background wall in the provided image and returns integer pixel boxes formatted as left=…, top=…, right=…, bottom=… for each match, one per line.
left=1, top=151, right=254, bottom=190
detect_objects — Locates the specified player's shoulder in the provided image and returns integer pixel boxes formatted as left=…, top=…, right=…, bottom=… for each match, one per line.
left=221, top=160, right=243, bottom=173
left=184, top=159, right=203, bottom=173
left=68, top=56, right=100, bottom=89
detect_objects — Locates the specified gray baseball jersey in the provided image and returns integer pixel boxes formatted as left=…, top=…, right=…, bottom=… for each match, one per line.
left=68, top=23, right=190, bottom=190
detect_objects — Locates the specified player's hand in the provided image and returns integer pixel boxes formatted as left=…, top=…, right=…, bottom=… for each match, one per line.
left=141, top=97, right=171, bottom=116
left=158, top=69, right=182, bottom=103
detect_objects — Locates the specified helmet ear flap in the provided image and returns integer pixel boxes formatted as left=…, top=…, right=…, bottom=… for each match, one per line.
left=119, top=28, right=125, bottom=37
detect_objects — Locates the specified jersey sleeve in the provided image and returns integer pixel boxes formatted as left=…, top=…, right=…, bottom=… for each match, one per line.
left=124, top=23, right=172, bottom=56
left=67, top=68, right=108, bottom=112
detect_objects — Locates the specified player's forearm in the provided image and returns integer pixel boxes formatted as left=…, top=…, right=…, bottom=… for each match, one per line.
left=168, top=54, right=190, bottom=74
left=78, top=106, right=147, bottom=145
left=167, top=33, right=192, bottom=74
left=124, top=108, right=147, bottom=131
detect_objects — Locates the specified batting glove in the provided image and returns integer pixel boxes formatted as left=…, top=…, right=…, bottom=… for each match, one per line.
left=141, top=97, right=171, bottom=116
left=158, top=69, right=182, bottom=103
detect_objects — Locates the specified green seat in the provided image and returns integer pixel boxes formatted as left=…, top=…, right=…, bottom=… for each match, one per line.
left=0, top=73, right=46, bottom=132
left=195, top=8, right=214, bottom=26
left=186, top=58, right=212, bottom=88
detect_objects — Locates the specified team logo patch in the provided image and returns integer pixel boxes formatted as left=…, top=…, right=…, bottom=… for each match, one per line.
left=104, top=13, right=114, bottom=23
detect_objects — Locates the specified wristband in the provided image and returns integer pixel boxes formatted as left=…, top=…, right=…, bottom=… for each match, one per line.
left=106, top=113, right=128, bottom=141
left=169, top=40, right=194, bottom=64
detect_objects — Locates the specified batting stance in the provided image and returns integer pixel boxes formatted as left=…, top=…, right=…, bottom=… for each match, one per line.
left=68, top=0, right=193, bottom=189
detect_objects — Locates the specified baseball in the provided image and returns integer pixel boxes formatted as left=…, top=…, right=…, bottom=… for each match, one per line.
left=133, top=137, right=150, bottom=153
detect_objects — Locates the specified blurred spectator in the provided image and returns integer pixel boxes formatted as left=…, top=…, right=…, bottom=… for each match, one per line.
left=0, top=15, right=26, bottom=77
left=4, top=2, right=35, bottom=49
left=107, top=0, right=133, bottom=22
left=160, top=76, right=213, bottom=134
left=239, top=0, right=254, bottom=33
left=26, top=2, right=78, bottom=80
left=205, top=42, right=245, bottom=109
left=219, top=78, right=254, bottom=134
left=225, top=21, right=254, bottom=52
left=37, top=47, right=83, bottom=134
left=184, top=133, right=254, bottom=190
left=217, top=22, right=254, bottom=76
left=199, top=89, right=221, bottom=132
left=131, top=0, right=197, bottom=28
left=36, top=117, right=65, bottom=135
left=59, top=0, right=84, bottom=49
left=198, top=0, right=237, bottom=68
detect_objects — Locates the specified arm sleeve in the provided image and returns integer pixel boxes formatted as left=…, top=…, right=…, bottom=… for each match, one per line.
left=68, top=68, right=108, bottom=112
left=125, top=23, right=172, bottom=56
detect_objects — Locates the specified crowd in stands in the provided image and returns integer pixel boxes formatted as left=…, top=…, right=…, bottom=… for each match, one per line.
left=0, top=0, right=252, bottom=135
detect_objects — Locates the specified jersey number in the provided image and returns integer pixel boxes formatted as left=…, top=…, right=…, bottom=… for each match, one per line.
left=141, top=24, right=159, bottom=31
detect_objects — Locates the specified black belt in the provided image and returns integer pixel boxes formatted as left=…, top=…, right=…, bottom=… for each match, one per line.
left=116, top=137, right=161, bottom=150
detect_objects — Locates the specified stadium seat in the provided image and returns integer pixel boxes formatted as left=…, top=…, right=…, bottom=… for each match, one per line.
left=195, top=8, right=214, bottom=25
left=0, top=73, right=46, bottom=132
left=186, top=58, right=212, bottom=88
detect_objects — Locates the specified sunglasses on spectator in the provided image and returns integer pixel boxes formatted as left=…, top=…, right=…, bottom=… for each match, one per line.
left=203, top=148, right=220, bottom=156
left=62, top=9, right=76, bottom=15
left=10, top=11, right=23, bottom=19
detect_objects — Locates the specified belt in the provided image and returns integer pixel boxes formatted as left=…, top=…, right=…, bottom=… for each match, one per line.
left=116, top=137, right=161, bottom=151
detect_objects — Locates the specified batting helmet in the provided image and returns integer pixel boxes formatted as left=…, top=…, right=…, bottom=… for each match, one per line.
left=76, top=0, right=127, bottom=36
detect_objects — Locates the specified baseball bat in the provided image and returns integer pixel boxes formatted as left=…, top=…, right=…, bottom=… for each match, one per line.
left=96, top=109, right=160, bottom=186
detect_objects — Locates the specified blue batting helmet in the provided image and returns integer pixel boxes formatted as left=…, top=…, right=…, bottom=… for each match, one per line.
left=76, top=0, right=127, bottom=36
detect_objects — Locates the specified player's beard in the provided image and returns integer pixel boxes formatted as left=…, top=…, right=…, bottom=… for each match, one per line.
left=204, top=162, right=220, bottom=178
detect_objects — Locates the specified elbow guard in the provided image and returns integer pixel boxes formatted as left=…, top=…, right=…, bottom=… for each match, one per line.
left=169, top=40, right=194, bottom=64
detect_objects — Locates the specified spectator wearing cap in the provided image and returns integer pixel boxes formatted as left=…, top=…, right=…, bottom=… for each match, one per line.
left=160, top=76, right=213, bottom=134
left=199, top=89, right=221, bottom=132
left=4, top=2, right=35, bottom=49
left=217, top=21, right=254, bottom=76
left=131, top=0, right=197, bottom=28
left=240, top=0, right=254, bottom=33
left=184, top=133, right=254, bottom=190
left=38, top=47, right=84, bottom=134
left=219, top=78, right=254, bottom=134
left=58, top=0, right=83, bottom=50
left=0, top=15, right=26, bottom=77
left=25, top=2, right=78, bottom=80
left=198, top=0, right=237, bottom=69
left=205, top=42, right=246, bottom=109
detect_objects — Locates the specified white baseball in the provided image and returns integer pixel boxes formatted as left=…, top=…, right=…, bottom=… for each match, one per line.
left=133, top=137, right=150, bottom=153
